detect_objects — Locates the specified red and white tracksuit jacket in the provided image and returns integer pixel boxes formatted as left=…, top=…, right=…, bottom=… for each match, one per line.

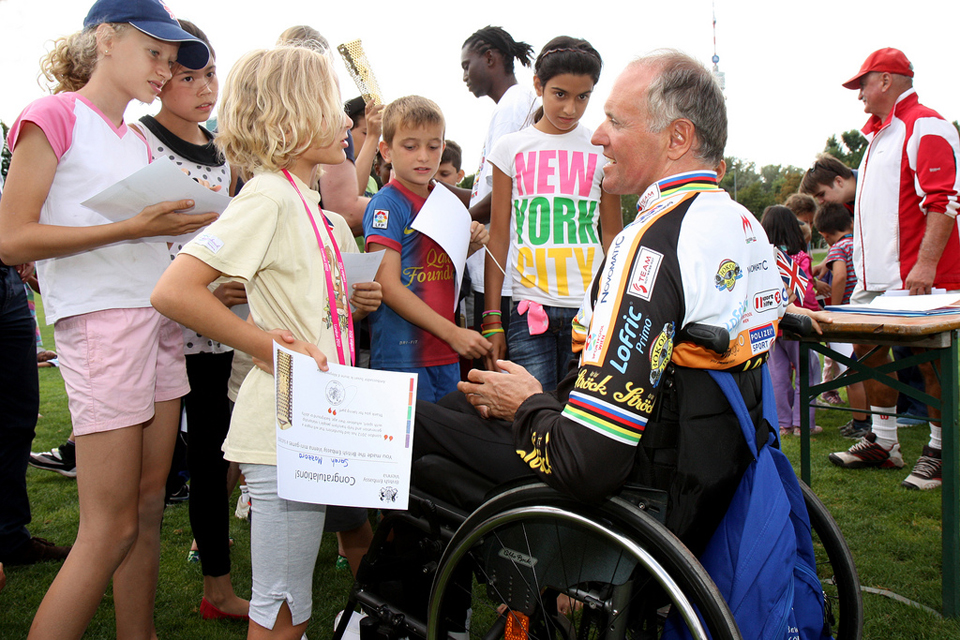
left=854, top=89, right=960, bottom=291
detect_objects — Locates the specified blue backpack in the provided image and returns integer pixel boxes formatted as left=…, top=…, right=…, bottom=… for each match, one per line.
left=665, top=364, right=830, bottom=640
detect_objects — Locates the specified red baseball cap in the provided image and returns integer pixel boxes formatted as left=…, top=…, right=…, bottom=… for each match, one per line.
left=842, top=48, right=913, bottom=90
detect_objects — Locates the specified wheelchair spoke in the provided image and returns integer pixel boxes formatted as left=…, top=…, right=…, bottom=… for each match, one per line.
left=427, top=487, right=742, bottom=640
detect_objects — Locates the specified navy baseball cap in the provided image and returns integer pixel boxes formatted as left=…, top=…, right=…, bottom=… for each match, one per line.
left=83, top=0, right=210, bottom=70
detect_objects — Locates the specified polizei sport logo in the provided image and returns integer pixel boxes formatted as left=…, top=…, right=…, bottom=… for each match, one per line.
left=749, top=322, right=776, bottom=355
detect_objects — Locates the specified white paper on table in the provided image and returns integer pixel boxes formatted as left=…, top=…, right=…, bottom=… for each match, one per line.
left=411, top=186, right=471, bottom=311
left=868, top=292, right=960, bottom=312
left=81, top=158, right=231, bottom=243
left=273, top=344, right=417, bottom=509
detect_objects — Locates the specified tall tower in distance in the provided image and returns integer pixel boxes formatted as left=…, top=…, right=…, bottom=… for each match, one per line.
left=712, top=1, right=725, bottom=91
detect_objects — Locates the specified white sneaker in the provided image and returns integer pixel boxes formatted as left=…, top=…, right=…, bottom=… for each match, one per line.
left=828, top=432, right=904, bottom=469
left=235, top=485, right=251, bottom=520
left=901, top=446, right=942, bottom=490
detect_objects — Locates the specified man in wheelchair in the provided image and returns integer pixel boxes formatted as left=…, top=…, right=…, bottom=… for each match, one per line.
left=342, top=51, right=852, bottom=640
left=414, top=49, right=784, bottom=558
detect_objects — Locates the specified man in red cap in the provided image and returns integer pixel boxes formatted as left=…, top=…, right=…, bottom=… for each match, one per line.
left=829, top=48, right=960, bottom=490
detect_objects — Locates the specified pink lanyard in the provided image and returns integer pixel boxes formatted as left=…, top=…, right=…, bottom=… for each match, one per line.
left=282, top=169, right=354, bottom=366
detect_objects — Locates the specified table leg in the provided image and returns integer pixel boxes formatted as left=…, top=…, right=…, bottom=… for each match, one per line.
left=941, top=331, right=959, bottom=618
left=799, top=342, right=811, bottom=485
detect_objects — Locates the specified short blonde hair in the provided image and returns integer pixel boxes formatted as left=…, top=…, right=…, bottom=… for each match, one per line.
left=40, top=23, right=127, bottom=94
left=216, top=46, right=343, bottom=179
left=382, top=96, right=444, bottom=145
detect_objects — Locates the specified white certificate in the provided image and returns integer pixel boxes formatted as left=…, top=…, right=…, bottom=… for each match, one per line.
left=273, top=344, right=418, bottom=509
left=81, top=158, right=232, bottom=243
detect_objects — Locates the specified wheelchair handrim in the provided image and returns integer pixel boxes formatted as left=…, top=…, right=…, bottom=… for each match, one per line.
left=426, top=505, right=711, bottom=640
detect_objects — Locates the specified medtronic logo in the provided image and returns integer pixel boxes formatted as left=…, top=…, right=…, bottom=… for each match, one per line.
left=753, top=288, right=782, bottom=312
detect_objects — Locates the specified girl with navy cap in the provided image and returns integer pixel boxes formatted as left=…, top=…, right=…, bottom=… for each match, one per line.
left=0, top=2, right=215, bottom=637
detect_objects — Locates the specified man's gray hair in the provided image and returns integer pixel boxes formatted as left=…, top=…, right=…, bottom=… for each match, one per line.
left=634, top=50, right=727, bottom=167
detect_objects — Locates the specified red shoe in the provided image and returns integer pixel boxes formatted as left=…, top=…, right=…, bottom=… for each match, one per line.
left=200, top=597, right=249, bottom=621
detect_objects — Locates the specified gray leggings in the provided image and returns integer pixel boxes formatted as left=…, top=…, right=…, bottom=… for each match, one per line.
left=241, top=463, right=327, bottom=628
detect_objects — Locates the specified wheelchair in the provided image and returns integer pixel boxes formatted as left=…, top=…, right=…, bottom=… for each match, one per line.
left=334, top=317, right=864, bottom=640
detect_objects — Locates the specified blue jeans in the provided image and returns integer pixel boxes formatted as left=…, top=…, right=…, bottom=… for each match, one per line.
left=507, top=302, right=578, bottom=392
left=0, top=265, right=40, bottom=561
left=392, top=362, right=460, bottom=403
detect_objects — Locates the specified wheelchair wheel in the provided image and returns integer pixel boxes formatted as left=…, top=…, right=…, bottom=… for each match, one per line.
left=802, top=483, right=863, bottom=640
left=426, top=483, right=741, bottom=640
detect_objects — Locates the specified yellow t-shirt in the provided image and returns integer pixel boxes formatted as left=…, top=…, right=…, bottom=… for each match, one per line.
left=181, top=170, right=357, bottom=465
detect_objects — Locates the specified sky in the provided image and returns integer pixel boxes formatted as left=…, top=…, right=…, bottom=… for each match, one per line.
left=1, top=0, right=958, bottom=174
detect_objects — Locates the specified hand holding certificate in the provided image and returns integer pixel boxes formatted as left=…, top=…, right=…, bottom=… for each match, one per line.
left=274, top=344, right=418, bottom=509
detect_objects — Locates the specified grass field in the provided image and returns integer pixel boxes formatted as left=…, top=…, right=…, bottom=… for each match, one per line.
left=2, top=298, right=959, bottom=638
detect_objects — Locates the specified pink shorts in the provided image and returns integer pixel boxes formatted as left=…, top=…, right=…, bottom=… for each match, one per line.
left=55, top=307, right=190, bottom=436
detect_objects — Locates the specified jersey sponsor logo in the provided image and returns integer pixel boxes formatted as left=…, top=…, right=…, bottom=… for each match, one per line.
left=403, top=226, right=416, bottom=235
left=583, top=324, right=607, bottom=364
left=372, top=209, right=389, bottom=229
left=637, top=182, right=662, bottom=212
left=741, top=213, right=758, bottom=244
left=574, top=370, right=613, bottom=396
left=749, top=322, right=776, bottom=355
left=723, top=298, right=750, bottom=333
left=714, top=259, right=743, bottom=292
left=632, top=199, right=669, bottom=228
left=609, top=304, right=653, bottom=374
left=747, top=259, right=769, bottom=273
left=648, top=322, right=675, bottom=387
left=753, top=288, right=782, bottom=312
left=611, top=381, right=656, bottom=413
left=721, top=333, right=746, bottom=359
left=517, top=431, right=552, bottom=474
left=626, top=247, right=663, bottom=301
left=600, top=235, right=626, bottom=304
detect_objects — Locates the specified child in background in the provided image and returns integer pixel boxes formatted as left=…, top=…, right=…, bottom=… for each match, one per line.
left=364, top=96, right=489, bottom=401
left=761, top=205, right=823, bottom=437
left=815, top=203, right=871, bottom=438
left=435, top=139, right=466, bottom=186
left=345, top=96, right=384, bottom=197
left=152, top=45, right=381, bottom=639
left=136, top=20, right=248, bottom=620
left=0, top=2, right=215, bottom=637
left=482, top=36, right=622, bottom=390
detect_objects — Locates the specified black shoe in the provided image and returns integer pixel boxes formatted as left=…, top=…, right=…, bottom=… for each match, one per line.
left=4, top=537, right=72, bottom=566
left=29, top=441, right=77, bottom=478
left=165, top=482, right=190, bottom=505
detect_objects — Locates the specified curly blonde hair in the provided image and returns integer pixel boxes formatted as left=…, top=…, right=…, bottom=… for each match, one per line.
left=216, top=46, right=343, bottom=179
left=40, top=23, right=126, bottom=94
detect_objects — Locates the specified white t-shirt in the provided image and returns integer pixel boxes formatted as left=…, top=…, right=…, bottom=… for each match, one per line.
left=180, top=170, right=357, bottom=465
left=8, top=93, right=169, bottom=324
left=138, top=116, right=233, bottom=355
left=487, top=124, right=608, bottom=307
left=466, top=84, right=538, bottom=295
